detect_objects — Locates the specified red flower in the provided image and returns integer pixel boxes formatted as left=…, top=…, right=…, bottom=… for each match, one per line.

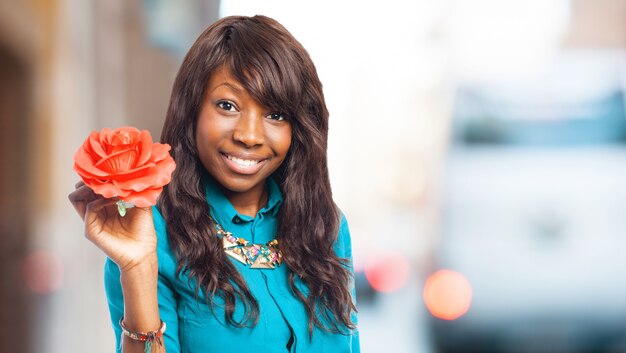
left=73, top=126, right=176, bottom=207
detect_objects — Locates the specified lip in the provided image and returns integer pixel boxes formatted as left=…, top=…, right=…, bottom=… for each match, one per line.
left=220, top=152, right=268, bottom=175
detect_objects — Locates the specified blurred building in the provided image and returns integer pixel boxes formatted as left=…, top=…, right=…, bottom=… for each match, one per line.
left=566, top=0, right=626, bottom=47
left=0, top=2, right=54, bottom=352
left=424, top=1, right=626, bottom=353
left=0, top=0, right=202, bottom=351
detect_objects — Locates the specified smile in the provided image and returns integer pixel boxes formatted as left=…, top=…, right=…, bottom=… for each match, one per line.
left=226, top=155, right=261, bottom=166
left=221, top=153, right=268, bottom=175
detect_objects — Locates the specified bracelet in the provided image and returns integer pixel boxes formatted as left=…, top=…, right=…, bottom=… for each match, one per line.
left=119, top=318, right=166, bottom=353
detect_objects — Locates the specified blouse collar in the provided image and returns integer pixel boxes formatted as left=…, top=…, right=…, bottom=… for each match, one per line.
left=202, top=173, right=283, bottom=226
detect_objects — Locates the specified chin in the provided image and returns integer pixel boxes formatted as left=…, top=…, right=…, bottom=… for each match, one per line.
left=220, top=177, right=264, bottom=194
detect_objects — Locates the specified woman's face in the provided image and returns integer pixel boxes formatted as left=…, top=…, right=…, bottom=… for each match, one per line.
left=196, top=67, right=292, bottom=199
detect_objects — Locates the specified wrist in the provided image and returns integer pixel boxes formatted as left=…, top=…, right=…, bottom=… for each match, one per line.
left=120, top=252, right=158, bottom=276
left=120, top=257, right=160, bottom=332
left=120, top=257, right=159, bottom=289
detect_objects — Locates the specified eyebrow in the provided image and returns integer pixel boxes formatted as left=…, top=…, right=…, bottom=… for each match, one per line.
left=210, top=82, right=243, bottom=94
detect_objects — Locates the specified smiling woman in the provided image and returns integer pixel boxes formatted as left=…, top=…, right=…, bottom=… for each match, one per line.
left=68, top=15, right=359, bottom=353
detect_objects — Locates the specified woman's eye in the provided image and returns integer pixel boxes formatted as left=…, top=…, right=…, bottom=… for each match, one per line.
left=267, top=112, right=288, bottom=121
left=217, top=101, right=237, bottom=112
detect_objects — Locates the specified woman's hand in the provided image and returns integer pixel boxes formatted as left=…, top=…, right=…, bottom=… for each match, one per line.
left=68, top=180, right=158, bottom=273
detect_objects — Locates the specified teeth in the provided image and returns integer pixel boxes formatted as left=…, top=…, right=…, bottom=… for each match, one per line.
left=227, top=155, right=260, bottom=167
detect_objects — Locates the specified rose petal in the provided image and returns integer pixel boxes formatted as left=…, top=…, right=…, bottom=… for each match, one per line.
left=94, top=148, right=139, bottom=173
left=74, top=149, right=110, bottom=178
left=154, top=156, right=177, bottom=185
left=110, top=127, right=141, bottom=146
left=112, top=174, right=154, bottom=192
left=112, top=156, right=175, bottom=191
left=87, top=131, right=107, bottom=159
left=136, top=130, right=153, bottom=166
left=123, top=187, right=163, bottom=207
left=150, top=143, right=172, bottom=163
left=99, top=128, right=113, bottom=151
left=110, top=163, right=154, bottom=182
left=86, top=178, right=130, bottom=198
left=74, top=159, right=154, bottom=182
left=73, top=163, right=108, bottom=181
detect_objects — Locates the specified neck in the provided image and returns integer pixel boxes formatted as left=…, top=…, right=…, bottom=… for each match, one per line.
left=222, top=184, right=268, bottom=218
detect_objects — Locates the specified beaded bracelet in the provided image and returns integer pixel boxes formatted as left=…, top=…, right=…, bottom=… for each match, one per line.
left=119, top=318, right=166, bottom=353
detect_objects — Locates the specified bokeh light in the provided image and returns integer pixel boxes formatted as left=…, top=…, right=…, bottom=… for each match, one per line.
left=364, top=252, right=411, bottom=293
left=22, top=250, right=64, bottom=295
left=423, top=269, right=472, bottom=320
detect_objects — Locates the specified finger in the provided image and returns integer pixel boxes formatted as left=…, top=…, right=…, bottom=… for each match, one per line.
left=83, top=198, right=117, bottom=244
left=68, top=189, right=88, bottom=219
left=68, top=185, right=102, bottom=219
left=84, top=196, right=118, bottom=216
left=69, top=184, right=98, bottom=202
left=75, top=180, right=85, bottom=189
left=83, top=197, right=119, bottom=242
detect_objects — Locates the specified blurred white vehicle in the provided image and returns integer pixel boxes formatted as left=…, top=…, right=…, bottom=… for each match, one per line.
left=426, top=50, right=626, bottom=353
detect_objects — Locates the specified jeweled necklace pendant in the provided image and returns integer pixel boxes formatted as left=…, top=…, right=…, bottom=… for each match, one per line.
left=214, top=222, right=283, bottom=269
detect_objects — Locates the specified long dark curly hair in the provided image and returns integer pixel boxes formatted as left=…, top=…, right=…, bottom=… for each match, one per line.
left=157, top=15, right=356, bottom=335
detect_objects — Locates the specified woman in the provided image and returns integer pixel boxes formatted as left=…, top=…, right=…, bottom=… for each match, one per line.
left=69, top=15, right=358, bottom=353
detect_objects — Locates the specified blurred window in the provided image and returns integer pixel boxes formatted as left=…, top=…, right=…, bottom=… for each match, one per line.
left=453, top=51, right=626, bottom=146
left=455, top=88, right=626, bottom=146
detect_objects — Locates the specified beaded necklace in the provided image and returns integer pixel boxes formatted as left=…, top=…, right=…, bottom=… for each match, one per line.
left=213, top=220, right=283, bottom=269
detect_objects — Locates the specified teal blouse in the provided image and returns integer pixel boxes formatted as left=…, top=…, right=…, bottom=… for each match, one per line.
left=104, top=177, right=360, bottom=352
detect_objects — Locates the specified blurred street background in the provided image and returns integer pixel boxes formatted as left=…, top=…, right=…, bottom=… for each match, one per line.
left=1, top=0, right=625, bottom=352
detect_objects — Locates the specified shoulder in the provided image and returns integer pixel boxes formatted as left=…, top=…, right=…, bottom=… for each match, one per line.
left=152, top=205, right=167, bottom=241
left=151, top=205, right=179, bottom=273
left=334, top=210, right=353, bottom=259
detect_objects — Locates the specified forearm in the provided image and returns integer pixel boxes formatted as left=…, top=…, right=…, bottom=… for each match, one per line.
left=120, top=257, right=166, bottom=353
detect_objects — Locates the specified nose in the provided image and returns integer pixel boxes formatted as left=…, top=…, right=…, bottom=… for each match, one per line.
left=233, top=112, right=265, bottom=148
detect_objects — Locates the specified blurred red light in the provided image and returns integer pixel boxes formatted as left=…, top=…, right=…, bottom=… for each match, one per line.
left=423, top=269, right=472, bottom=320
left=22, top=250, right=64, bottom=294
left=364, top=252, right=411, bottom=293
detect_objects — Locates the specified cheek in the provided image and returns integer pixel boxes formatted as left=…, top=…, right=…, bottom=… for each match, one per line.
left=196, top=112, right=223, bottom=146
left=276, top=126, right=292, bottom=156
